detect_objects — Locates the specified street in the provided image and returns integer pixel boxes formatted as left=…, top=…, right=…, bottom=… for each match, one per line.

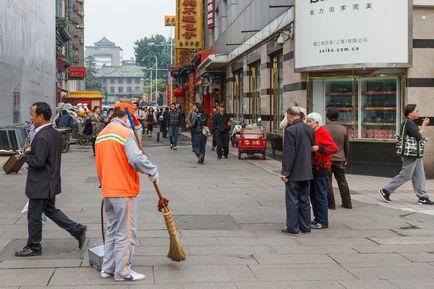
left=1, top=135, right=434, bottom=289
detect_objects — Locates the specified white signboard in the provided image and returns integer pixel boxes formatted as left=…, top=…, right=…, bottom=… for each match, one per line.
left=295, top=0, right=411, bottom=72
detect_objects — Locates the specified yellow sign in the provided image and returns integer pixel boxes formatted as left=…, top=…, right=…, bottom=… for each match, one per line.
left=165, top=15, right=176, bottom=26
left=175, top=0, right=203, bottom=58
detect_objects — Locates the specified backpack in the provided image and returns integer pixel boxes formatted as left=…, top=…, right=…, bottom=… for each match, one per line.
left=195, top=113, right=210, bottom=137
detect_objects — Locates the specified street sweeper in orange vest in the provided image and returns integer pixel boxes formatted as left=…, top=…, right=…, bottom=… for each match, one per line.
left=95, top=105, right=158, bottom=282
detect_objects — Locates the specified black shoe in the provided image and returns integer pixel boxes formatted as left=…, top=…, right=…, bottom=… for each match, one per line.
left=217, top=156, right=222, bottom=159
left=418, top=197, right=434, bottom=205
left=378, top=189, right=391, bottom=202
left=15, top=246, right=41, bottom=257
left=198, top=155, right=204, bottom=164
left=281, top=228, right=299, bottom=235
left=224, top=155, right=228, bottom=159
left=211, top=147, right=215, bottom=151
left=77, top=226, right=87, bottom=249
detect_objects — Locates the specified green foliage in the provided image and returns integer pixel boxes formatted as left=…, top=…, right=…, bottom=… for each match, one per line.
left=85, top=56, right=102, bottom=91
left=134, top=34, right=172, bottom=93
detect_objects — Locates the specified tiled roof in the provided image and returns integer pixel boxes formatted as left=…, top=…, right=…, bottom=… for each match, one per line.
left=95, top=65, right=145, bottom=78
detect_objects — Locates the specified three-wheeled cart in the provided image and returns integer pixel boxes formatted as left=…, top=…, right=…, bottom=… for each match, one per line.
left=237, top=126, right=266, bottom=160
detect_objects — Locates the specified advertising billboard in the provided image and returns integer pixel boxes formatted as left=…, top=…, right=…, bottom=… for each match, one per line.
left=295, top=0, right=411, bottom=72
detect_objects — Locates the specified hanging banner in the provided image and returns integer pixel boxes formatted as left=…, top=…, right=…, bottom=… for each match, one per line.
left=295, top=0, right=411, bottom=72
left=175, top=0, right=203, bottom=65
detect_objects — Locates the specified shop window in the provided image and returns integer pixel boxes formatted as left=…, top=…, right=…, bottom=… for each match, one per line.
left=110, top=87, right=115, bottom=93
left=233, top=70, right=243, bottom=119
left=249, top=63, right=261, bottom=123
left=127, top=78, right=131, bottom=84
left=127, top=87, right=132, bottom=93
left=310, top=76, right=401, bottom=140
left=271, top=54, right=283, bottom=131
left=118, top=87, right=123, bottom=93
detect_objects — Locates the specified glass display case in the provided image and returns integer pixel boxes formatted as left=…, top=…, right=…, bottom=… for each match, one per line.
left=314, top=76, right=401, bottom=140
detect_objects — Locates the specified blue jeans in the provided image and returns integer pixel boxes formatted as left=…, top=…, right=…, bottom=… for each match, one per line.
left=285, top=180, right=311, bottom=233
left=192, top=133, right=207, bottom=158
left=310, top=176, right=329, bottom=226
left=168, top=126, right=179, bottom=146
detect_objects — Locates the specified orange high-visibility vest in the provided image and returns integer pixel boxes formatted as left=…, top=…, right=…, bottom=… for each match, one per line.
left=95, top=122, right=140, bottom=198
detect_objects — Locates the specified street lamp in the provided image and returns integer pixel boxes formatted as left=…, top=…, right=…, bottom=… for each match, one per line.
left=148, top=40, right=174, bottom=104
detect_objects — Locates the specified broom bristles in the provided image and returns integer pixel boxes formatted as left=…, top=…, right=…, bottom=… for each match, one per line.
left=162, top=207, right=186, bottom=262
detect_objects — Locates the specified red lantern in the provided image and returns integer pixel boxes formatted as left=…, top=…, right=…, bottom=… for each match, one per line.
left=174, top=87, right=184, bottom=98
left=183, top=83, right=189, bottom=91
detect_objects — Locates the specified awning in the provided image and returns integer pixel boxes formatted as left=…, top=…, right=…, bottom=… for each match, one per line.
left=64, top=91, right=105, bottom=99
left=197, top=54, right=228, bottom=76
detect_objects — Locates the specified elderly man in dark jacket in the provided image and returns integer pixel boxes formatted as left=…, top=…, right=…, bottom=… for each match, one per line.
left=280, top=105, right=315, bottom=235
left=15, top=102, right=87, bottom=257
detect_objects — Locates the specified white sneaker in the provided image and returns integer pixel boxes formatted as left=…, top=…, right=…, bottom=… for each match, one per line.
left=114, top=270, right=146, bottom=281
left=100, top=271, right=114, bottom=279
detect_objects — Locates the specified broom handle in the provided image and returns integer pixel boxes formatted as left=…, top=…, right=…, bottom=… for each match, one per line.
left=125, top=108, right=145, bottom=154
left=152, top=180, right=164, bottom=201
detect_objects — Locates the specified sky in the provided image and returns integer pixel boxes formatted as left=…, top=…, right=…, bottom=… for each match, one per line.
left=84, top=0, right=176, bottom=60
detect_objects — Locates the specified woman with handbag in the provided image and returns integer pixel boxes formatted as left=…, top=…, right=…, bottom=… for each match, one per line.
left=145, top=107, right=156, bottom=138
left=379, top=104, right=433, bottom=205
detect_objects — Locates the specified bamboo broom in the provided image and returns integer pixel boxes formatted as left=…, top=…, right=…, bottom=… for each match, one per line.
left=125, top=108, right=186, bottom=262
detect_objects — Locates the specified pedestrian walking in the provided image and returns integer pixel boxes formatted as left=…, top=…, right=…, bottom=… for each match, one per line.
left=162, top=107, right=169, bottom=138
left=379, top=104, right=433, bottom=205
left=211, top=106, right=218, bottom=151
left=306, top=113, right=337, bottom=229
left=325, top=108, right=352, bottom=209
left=187, top=103, right=198, bottom=151
left=212, top=104, right=230, bottom=159
left=91, top=106, right=105, bottom=156
left=145, top=107, right=156, bottom=137
left=280, top=106, right=315, bottom=235
left=15, top=102, right=87, bottom=257
left=191, top=103, right=208, bottom=164
left=168, top=103, right=182, bottom=150
left=95, top=107, right=159, bottom=281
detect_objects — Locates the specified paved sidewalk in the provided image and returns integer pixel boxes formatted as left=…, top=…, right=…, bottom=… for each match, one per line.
left=0, top=133, right=434, bottom=289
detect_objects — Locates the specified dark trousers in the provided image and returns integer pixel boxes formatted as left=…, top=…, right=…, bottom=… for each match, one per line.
left=327, top=161, right=352, bottom=209
left=161, top=124, right=167, bottom=137
left=310, top=176, right=329, bottom=226
left=91, top=137, right=96, bottom=154
left=216, top=132, right=229, bottom=157
left=212, top=132, right=217, bottom=148
left=285, top=180, right=311, bottom=233
left=192, top=133, right=207, bottom=158
left=27, top=197, right=84, bottom=251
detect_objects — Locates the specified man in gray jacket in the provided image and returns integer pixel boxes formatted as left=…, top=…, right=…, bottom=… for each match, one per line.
left=280, top=106, right=315, bottom=235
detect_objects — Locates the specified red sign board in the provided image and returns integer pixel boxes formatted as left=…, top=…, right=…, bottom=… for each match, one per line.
left=69, top=66, right=86, bottom=78
left=207, top=0, right=215, bottom=29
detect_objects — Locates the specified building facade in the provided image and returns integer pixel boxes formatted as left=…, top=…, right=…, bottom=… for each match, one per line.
left=193, top=0, right=434, bottom=177
left=0, top=0, right=56, bottom=125
left=95, top=63, right=145, bottom=105
left=85, top=37, right=122, bottom=68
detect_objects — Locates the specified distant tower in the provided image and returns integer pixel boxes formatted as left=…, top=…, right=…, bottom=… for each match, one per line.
left=85, top=37, right=123, bottom=68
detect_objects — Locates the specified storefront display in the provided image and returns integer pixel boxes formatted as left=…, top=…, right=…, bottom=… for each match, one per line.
left=311, top=75, right=401, bottom=140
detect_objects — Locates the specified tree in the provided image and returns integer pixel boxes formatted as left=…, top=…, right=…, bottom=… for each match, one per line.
left=85, top=56, right=102, bottom=91
left=134, top=34, right=171, bottom=93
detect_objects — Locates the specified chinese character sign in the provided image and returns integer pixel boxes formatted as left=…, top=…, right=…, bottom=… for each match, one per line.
left=165, top=15, right=176, bottom=26
left=295, top=0, right=410, bottom=71
left=175, top=0, right=203, bottom=63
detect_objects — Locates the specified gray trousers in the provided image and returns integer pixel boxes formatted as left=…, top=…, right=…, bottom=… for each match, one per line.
left=384, top=157, right=428, bottom=199
left=102, top=197, right=138, bottom=279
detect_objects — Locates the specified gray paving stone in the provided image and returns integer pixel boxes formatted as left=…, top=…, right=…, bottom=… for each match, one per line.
left=0, top=258, right=81, bottom=269
left=369, top=236, right=434, bottom=245
left=130, top=282, right=238, bottom=289
left=339, top=280, right=398, bottom=289
left=249, top=264, right=355, bottom=281
left=153, top=264, right=256, bottom=283
left=132, top=254, right=258, bottom=267
left=389, top=279, right=434, bottom=289
left=352, top=244, right=434, bottom=254
left=347, top=264, right=434, bottom=280
left=49, top=267, right=154, bottom=286
left=0, top=268, right=54, bottom=286
left=235, top=281, right=291, bottom=289
left=254, top=254, right=335, bottom=265
left=400, top=252, right=434, bottom=262
left=329, top=253, right=412, bottom=267
left=288, top=281, right=345, bottom=289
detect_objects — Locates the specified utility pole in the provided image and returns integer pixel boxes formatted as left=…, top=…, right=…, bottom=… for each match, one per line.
left=170, top=27, right=174, bottom=103
left=155, top=56, right=158, bottom=104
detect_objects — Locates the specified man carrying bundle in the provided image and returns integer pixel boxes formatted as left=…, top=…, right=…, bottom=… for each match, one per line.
left=95, top=107, right=159, bottom=281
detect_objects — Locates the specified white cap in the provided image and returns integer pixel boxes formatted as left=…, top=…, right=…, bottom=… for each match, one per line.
left=306, top=112, right=323, bottom=125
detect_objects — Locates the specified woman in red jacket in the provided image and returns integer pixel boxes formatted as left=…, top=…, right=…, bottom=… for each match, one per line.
left=306, top=113, right=337, bottom=229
